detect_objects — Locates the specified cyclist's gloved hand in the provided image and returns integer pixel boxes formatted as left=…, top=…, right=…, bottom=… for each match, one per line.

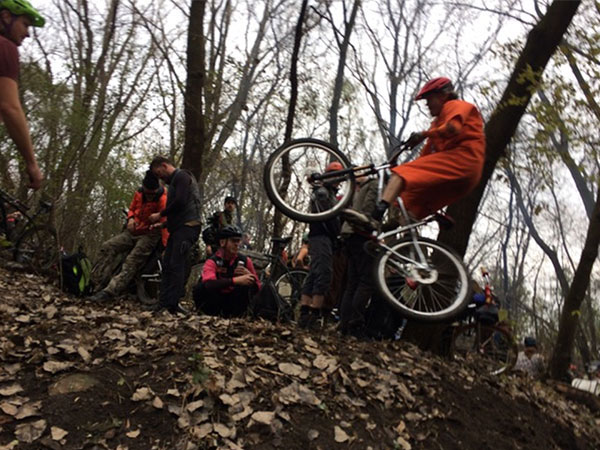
left=405, top=132, right=425, bottom=149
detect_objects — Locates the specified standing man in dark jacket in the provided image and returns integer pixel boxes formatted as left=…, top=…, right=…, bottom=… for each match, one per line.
left=298, top=162, right=342, bottom=329
left=149, top=156, right=202, bottom=314
left=339, top=176, right=378, bottom=337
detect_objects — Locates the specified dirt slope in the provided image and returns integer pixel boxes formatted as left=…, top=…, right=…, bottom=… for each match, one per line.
left=0, top=267, right=598, bottom=450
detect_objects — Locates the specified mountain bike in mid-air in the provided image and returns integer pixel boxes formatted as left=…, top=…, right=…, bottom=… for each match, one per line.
left=263, top=138, right=470, bottom=323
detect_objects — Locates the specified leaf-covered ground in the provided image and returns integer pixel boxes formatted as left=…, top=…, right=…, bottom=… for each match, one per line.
left=1, top=266, right=599, bottom=450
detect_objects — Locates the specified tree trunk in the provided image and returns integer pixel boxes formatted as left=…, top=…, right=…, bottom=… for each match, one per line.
left=550, top=182, right=600, bottom=380
left=328, top=0, right=360, bottom=149
left=273, top=0, right=308, bottom=238
left=437, top=0, right=581, bottom=257
left=181, top=0, right=206, bottom=182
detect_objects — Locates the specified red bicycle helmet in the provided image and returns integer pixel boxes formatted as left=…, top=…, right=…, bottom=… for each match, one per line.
left=415, top=77, right=453, bottom=100
left=325, top=161, right=343, bottom=172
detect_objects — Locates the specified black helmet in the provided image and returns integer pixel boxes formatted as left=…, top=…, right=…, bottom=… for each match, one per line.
left=224, top=196, right=237, bottom=205
left=218, top=225, right=242, bottom=240
left=524, top=337, right=537, bottom=347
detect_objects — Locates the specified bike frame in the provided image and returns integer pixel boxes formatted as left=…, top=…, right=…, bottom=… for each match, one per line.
left=311, top=150, right=446, bottom=272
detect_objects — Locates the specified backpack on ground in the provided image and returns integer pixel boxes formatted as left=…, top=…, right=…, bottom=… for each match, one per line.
left=60, top=249, right=93, bottom=296
left=250, top=280, right=294, bottom=323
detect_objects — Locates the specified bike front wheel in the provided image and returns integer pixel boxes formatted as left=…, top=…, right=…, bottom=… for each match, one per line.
left=14, top=225, right=59, bottom=273
left=451, top=323, right=518, bottom=375
left=374, top=237, right=469, bottom=322
left=263, top=138, right=355, bottom=222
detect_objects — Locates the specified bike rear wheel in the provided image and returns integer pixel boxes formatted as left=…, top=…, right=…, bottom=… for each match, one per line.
left=14, top=225, right=59, bottom=273
left=451, top=323, right=518, bottom=375
left=374, top=237, right=469, bottom=322
left=274, top=269, right=308, bottom=314
left=263, top=138, right=355, bottom=222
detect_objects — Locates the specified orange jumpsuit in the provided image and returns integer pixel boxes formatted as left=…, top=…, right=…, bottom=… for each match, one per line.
left=393, top=99, right=486, bottom=219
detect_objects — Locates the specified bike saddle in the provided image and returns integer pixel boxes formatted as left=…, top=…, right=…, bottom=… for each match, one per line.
left=434, top=212, right=455, bottom=230
left=40, top=200, right=53, bottom=210
left=271, top=236, right=292, bottom=245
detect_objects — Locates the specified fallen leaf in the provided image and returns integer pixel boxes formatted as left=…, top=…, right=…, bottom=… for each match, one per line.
left=213, top=422, right=233, bottom=438
left=308, top=429, right=319, bottom=441
left=104, top=329, right=126, bottom=341
left=334, top=425, right=349, bottom=443
left=0, top=384, right=23, bottom=396
left=15, top=419, right=46, bottom=443
left=126, top=429, right=141, bottom=438
left=51, top=426, right=68, bottom=440
left=278, top=382, right=320, bottom=406
left=15, top=401, right=42, bottom=419
left=251, top=411, right=275, bottom=425
left=0, top=402, right=18, bottom=416
left=192, top=423, right=212, bottom=439
left=42, top=361, right=74, bottom=374
left=396, top=420, right=406, bottom=434
left=232, top=405, right=253, bottom=422
left=152, top=396, right=164, bottom=409
left=219, top=393, right=239, bottom=406
left=278, top=362, right=303, bottom=377
left=396, top=436, right=412, bottom=450
left=186, top=399, right=204, bottom=412
left=131, top=387, right=153, bottom=401
left=77, top=347, right=91, bottom=363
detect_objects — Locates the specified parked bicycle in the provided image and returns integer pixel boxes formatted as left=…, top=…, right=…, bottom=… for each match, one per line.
left=263, top=138, right=469, bottom=322
left=251, top=236, right=308, bottom=318
left=450, top=267, right=518, bottom=375
left=0, top=188, right=58, bottom=273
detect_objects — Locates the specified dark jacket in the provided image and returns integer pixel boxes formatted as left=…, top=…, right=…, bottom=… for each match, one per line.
left=160, top=169, right=202, bottom=232
left=341, top=178, right=378, bottom=236
left=308, top=184, right=341, bottom=240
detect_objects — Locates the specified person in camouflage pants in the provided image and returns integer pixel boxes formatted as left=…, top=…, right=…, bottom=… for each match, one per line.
left=90, top=170, right=168, bottom=301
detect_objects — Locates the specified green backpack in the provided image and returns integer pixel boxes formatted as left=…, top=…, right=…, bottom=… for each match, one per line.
left=60, top=249, right=93, bottom=296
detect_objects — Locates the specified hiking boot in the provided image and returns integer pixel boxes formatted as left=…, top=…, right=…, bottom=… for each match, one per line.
left=341, top=208, right=380, bottom=232
left=89, top=290, right=112, bottom=302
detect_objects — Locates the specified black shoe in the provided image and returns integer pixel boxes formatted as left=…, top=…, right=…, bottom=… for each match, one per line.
left=304, top=308, right=322, bottom=331
left=89, top=290, right=112, bottom=302
left=145, top=302, right=166, bottom=312
left=169, top=305, right=189, bottom=316
left=298, top=305, right=311, bottom=328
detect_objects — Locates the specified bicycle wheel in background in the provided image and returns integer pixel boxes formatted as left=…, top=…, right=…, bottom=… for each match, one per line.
left=374, top=237, right=469, bottom=322
left=14, top=225, right=59, bottom=273
left=451, top=323, right=518, bottom=375
left=263, top=138, right=355, bottom=222
left=274, top=269, right=308, bottom=313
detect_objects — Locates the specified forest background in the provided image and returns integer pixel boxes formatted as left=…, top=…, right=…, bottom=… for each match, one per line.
left=0, top=0, right=597, bottom=380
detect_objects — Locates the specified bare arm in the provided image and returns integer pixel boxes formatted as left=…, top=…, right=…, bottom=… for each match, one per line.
left=0, top=76, right=42, bottom=189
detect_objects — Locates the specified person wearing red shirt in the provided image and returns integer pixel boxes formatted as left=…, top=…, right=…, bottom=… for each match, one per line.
left=0, top=0, right=45, bottom=190
left=90, top=170, right=167, bottom=301
left=194, top=225, right=261, bottom=318
left=345, top=77, right=485, bottom=226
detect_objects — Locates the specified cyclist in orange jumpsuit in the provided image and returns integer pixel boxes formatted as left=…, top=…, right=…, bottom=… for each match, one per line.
left=348, top=77, right=486, bottom=225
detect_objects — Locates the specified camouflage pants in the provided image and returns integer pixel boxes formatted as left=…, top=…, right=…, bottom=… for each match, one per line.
left=92, top=230, right=160, bottom=296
